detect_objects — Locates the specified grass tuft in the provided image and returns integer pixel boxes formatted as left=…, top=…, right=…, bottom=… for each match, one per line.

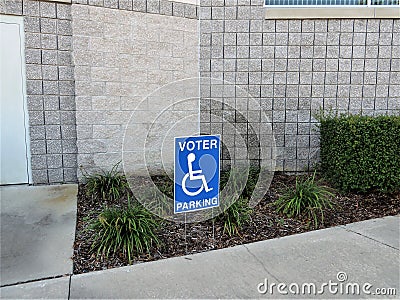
left=88, top=199, right=161, bottom=263
left=274, top=171, right=335, bottom=228
left=83, top=161, right=129, bottom=202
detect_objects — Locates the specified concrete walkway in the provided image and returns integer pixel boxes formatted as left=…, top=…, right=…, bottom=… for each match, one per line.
left=0, top=184, right=77, bottom=287
left=0, top=185, right=398, bottom=298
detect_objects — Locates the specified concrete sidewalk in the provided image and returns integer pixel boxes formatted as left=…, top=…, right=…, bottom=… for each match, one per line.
left=1, top=214, right=398, bottom=299
left=0, top=184, right=77, bottom=287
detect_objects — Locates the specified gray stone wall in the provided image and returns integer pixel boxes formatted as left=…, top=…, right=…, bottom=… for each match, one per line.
left=1, top=0, right=199, bottom=183
left=1, top=0, right=77, bottom=183
left=71, top=0, right=198, bottom=19
left=2, top=0, right=399, bottom=183
left=199, top=0, right=400, bottom=171
left=72, top=4, right=199, bottom=177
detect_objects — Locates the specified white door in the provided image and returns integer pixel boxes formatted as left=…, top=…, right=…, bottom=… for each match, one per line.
left=0, top=15, right=31, bottom=185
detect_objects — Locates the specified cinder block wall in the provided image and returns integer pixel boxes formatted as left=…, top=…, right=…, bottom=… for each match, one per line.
left=1, top=0, right=77, bottom=184
left=2, top=0, right=399, bottom=183
left=199, top=0, right=400, bottom=172
left=72, top=1, right=199, bottom=178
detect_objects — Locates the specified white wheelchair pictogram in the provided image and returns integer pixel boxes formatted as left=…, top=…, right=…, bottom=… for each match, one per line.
left=182, top=153, right=213, bottom=196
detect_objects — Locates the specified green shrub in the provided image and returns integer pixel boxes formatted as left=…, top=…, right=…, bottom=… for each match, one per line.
left=216, top=196, right=252, bottom=236
left=88, top=200, right=161, bottom=263
left=274, top=172, right=334, bottom=227
left=83, top=161, right=129, bottom=201
left=318, top=114, right=400, bottom=193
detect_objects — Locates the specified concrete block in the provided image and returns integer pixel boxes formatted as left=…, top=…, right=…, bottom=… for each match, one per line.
left=40, top=1, right=56, bottom=18
left=379, top=45, right=392, bottom=59
left=76, top=125, right=92, bottom=140
left=27, top=80, right=43, bottom=95
left=250, top=5, right=264, bottom=19
left=25, top=32, right=41, bottom=49
left=42, top=81, right=59, bottom=95
left=42, top=65, right=59, bottom=80
left=224, top=6, right=237, bottom=19
left=57, top=35, right=72, bottom=50
left=237, top=46, right=249, bottom=59
left=60, top=111, right=76, bottom=125
left=27, top=95, right=44, bottom=111
left=148, top=0, right=161, bottom=14
left=59, top=81, right=75, bottom=96
left=377, top=59, right=390, bottom=71
left=237, top=20, right=249, bottom=32
left=46, top=154, right=63, bottom=168
left=380, top=19, right=393, bottom=32
left=212, top=6, right=224, bottom=19
left=63, top=168, right=77, bottom=182
left=30, top=154, right=47, bottom=170
left=237, top=6, right=250, bottom=20
left=62, top=139, right=78, bottom=154
left=90, top=0, right=106, bottom=5
left=58, top=66, right=74, bottom=81
left=40, top=18, right=57, bottom=35
left=44, top=111, right=61, bottom=125
left=119, top=0, right=133, bottom=10
left=353, top=19, right=367, bottom=32
left=56, top=3, right=72, bottom=20
left=23, top=0, right=40, bottom=17
left=46, top=139, right=62, bottom=154
left=24, top=16, right=41, bottom=33
left=57, top=19, right=72, bottom=36
left=249, top=33, right=262, bottom=46
left=46, top=125, right=61, bottom=139
left=41, top=49, right=57, bottom=65
left=274, top=58, right=287, bottom=72
left=26, top=64, right=43, bottom=80
left=366, top=32, right=379, bottom=45
left=41, top=34, right=58, bottom=50
left=25, top=48, right=42, bottom=64
left=31, top=169, right=48, bottom=184
left=159, top=0, right=172, bottom=15
left=103, top=0, right=118, bottom=8
left=29, top=125, right=46, bottom=141
left=3, top=0, right=22, bottom=15
left=47, top=168, right=64, bottom=183
left=30, top=140, right=47, bottom=155
left=61, top=125, right=77, bottom=139
left=276, top=20, right=288, bottom=33
left=172, top=2, right=185, bottom=17
left=262, top=19, right=275, bottom=33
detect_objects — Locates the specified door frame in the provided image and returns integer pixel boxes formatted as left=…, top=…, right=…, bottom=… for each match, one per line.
left=1, top=14, right=32, bottom=184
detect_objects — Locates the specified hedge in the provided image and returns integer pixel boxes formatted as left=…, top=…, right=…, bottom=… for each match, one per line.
left=318, top=114, right=400, bottom=193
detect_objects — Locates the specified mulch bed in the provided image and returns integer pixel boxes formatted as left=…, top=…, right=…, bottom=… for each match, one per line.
left=73, top=173, right=400, bottom=274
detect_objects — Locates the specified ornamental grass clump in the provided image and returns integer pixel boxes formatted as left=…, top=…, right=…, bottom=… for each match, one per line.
left=216, top=196, right=252, bottom=236
left=274, top=172, right=335, bottom=228
left=88, top=200, right=161, bottom=263
left=83, top=161, right=129, bottom=202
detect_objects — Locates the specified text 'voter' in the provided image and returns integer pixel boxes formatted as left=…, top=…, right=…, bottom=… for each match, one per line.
left=178, top=139, right=218, bottom=152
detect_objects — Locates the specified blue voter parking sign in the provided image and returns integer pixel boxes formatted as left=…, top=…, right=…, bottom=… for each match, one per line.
left=174, top=135, right=220, bottom=213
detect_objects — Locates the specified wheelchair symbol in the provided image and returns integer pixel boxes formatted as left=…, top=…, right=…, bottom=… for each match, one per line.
left=182, top=153, right=213, bottom=196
